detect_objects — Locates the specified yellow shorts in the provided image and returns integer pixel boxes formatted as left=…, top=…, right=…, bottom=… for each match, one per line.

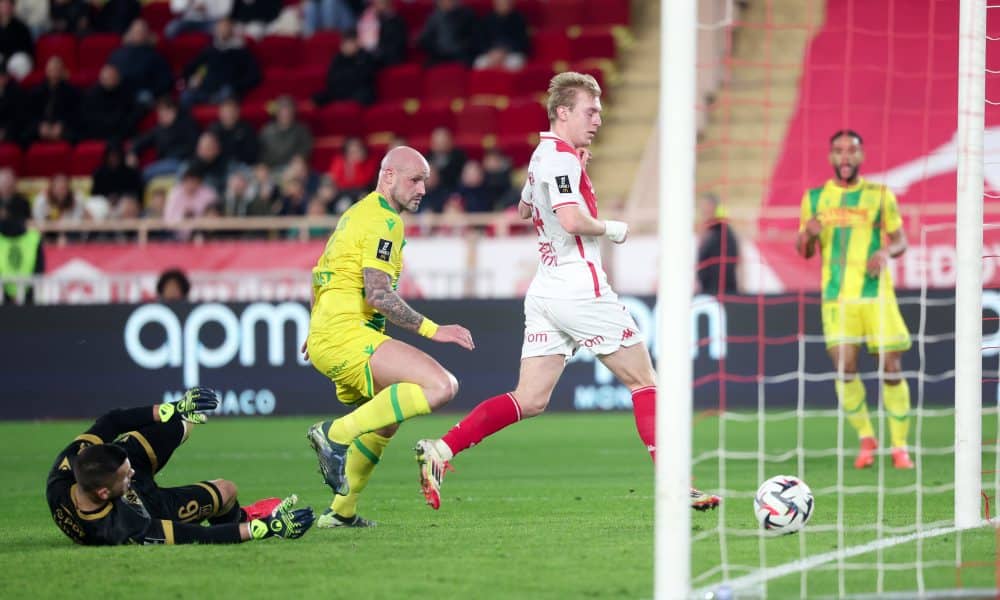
left=308, top=320, right=390, bottom=405
left=821, top=299, right=911, bottom=353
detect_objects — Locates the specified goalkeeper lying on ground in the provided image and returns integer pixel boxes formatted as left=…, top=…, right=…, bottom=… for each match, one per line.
left=46, top=387, right=315, bottom=545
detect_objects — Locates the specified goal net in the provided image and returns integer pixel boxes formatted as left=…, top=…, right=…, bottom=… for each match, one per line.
left=658, top=0, right=1000, bottom=597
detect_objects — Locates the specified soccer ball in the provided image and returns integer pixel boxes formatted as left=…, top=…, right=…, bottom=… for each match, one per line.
left=753, top=475, right=814, bottom=534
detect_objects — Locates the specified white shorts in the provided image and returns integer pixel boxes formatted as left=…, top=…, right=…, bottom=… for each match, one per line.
left=521, top=293, right=644, bottom=359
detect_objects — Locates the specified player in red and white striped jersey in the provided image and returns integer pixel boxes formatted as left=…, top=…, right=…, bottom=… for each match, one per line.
left=415, top=72, right=720, bottom=512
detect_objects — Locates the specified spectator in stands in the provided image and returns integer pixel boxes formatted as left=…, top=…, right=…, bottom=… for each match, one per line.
left=50, top=0, right=90, bottom=33
left=247, top=162, right=277, bottom=209
left=156, top=267, right=191, bottom=301
left=129, top=96, right=201, bottom=181
left=78, top=64, right=140, bottom=142
left=109, top=19, right=174, bottom=107
left=356, top=0, right=406, bottom=67
left=15, top=0, right=48, bottom=38
left=427, top=126, right=465, bottom=189
left=165, top=0, right=233, bottom=38
left=0, top=0, right=32, bottom=80
left=481, top=147, right=516, bottom=208
left=0, top=174, right=43, bottom=305
left=312, top=28, right=376, bottom=106
left=418, top=0, right=477, bottom=65
left=0, top=67, right=23, bottom=144
left=696, top=192, right=740, bottom=296
left=418, top=163, right=448, bottom=213
left=221, top=170, right=271, bottom=216
left=258, top=95, right=312, bottom=172
left=92, top=0, right=140, bottom=33
left=326, top=136, right=375, bottom=197
left=164, top=164, right=217, bottom=239
left=28, top=56, right=79, bottom=143
left=286, top=154, right=321, bottom=196
left=276, top=168, right=308, bottom=215
left=91, top=141, right=143, bottom=208
left=302, top=0, right=355, bottom=37
left=474, top=0, right=528, bottom=71
left=209, top=96, right=257, bottom=166
left=229, top=0, right=281, bottom=37
left=32, top=173, right=83, bottom=223
left=186, top=131, right=231, bottom=195
left=181, top=18, right=261, bottom=108
left=455, top=159, right=492, bottom=212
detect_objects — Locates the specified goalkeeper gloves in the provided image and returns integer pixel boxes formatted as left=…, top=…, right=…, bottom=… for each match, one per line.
left=249, top=495, right=316, bottom=540
left=604, top=220, right=629, bottom=244
left=158, top=386, right=220, bottom=424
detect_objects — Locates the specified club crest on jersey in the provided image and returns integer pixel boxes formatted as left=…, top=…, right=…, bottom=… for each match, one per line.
left=376, top=239, right=393, bottom=261
left=555, top=175, right=572, bottom=194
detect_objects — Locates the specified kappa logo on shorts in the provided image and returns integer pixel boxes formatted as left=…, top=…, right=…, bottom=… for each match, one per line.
left=555, top=175, right=572, bottom=194
left=376, top=239, right=393, bottom=261
left=622, top=328, right=635, bottom=341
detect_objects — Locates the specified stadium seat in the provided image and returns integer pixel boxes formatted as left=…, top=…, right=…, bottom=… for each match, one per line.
left=78, top=34, right=122, bottom=70
left=363, top=100, right=415, bottom=137
left=239, top=101, right=271, bottom=130
left=23, top=142, right=72, bottom=177
left=161, top=33, right=211, bottom=75
left=0, top=143, right=23, bottom=172
left=514, top=62, right=556, bottom=99
left=377, top=63, right=422, bottom=102
left=584, top=2, right=629, bottom=26
left=568, top=27, right=616, bottom=61
left=313, top=101, right=365, bottom=137
left=402, top=101, right=454, bottom=136
left=396, top=1, right=434, bottom=34
left=35, top=34, right=78, bottom=71
left=191, top=104, right=219, bottom=128
left=422, top=63, right=467, bottom=101
left=453, top=133, right=485, bottom=162
left=453, top=103, right=498, bottom=136
left=532, top=29, right=572, bottom=64
left=497, top=99, right=547, bottom=136
left=513, top=0, right=542, bottom=28
left=496, top=133, right=537, bottom=167
left=537, top=0, right=585, bottom=30
left=254, top=36, right=303, bottom=74
left=141, top=1, right=172, bottom=35
left=311, top=136, right=342, bottom=172
left=467, top=68, right=516, bottom=101
left=70, top=141, right=106, bottom=176
left=303, top=31, right=341, bottom=68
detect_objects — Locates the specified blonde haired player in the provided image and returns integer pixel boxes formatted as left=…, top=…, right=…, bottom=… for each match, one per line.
left=413, top=72, right=721, bottom=511
left=797, top=129, right=914, bottom=470
left=304, top=146, right=475, bottom=528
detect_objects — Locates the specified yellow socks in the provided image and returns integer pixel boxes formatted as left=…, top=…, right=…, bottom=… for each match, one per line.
left=835, top=378, right=875, bottom=440
left=883, top=380, right=911, bottom=449
left=328, top=383, right=431, bottom=445
left=331, top=431, right=391, bottom=518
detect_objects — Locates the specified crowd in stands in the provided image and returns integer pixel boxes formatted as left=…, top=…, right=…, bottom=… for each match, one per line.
left=0, top=0, right=625, bottom=239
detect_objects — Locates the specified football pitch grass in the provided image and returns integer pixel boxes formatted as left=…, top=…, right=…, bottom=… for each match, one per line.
left=1, top=412, right=996, bottom=598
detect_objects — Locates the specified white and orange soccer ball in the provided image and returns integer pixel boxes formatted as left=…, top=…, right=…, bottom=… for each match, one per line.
left=753, top=475, right=814, bottom=534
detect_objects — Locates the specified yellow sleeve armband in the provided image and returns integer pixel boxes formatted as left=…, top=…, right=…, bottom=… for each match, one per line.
left=418, top=318, right=439, bottom=338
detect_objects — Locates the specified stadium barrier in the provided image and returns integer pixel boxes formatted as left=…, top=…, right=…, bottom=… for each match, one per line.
left=0, top=291, right=982, bottom=420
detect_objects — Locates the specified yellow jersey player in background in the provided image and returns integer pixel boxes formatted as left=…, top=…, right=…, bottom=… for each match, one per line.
left=797, top=129, right=914, bottom=471
left=304, top=146, right=475, bottom=528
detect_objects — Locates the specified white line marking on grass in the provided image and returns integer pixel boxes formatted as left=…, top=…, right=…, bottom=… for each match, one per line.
left=692, top=519, right=998, bottom=598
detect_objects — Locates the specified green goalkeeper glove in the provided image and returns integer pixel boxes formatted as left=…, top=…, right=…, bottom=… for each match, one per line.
left=249, top=495, right=316, bottom=540
left=158, top=386, right=220, bottom=424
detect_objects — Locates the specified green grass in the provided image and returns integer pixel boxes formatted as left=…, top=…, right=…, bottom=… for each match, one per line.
left=0, top=412, right=995, bottom=598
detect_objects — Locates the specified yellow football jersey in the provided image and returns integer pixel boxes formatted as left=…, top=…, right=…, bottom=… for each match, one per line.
left=311, top=191, right=405, bottom=331
left=799, top=178, right=902, bottom=302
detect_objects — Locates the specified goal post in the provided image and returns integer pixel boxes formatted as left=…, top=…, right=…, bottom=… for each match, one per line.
left=954, top=0, right=985, bottom=531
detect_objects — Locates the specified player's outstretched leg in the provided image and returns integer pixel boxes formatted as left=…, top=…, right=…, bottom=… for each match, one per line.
left=308, top=420, right=351, bottom=495
left=414, top=438, right=456, bottom=510
left=317, top=430, right=392, bottom=528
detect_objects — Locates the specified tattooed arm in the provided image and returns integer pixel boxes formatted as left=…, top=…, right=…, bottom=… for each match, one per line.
left=363, top=267, right=424, bottom=333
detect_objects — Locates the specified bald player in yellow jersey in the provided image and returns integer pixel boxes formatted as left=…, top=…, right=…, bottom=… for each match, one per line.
left=797, top=129, right=914, bottom=471
left=303, top=146, right=475, bottom=528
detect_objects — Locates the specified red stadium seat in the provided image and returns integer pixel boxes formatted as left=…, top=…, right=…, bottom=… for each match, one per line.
left=585, top=2, right=629, bottom=26
left=239, top=101, right=271, bottom=129
left=422, top=63, right=467, bottom=101
left=568, top=27, right=616, bottom=61
left=514, top=62, right=556, bottom=99
left=532, top=29, right=572, bottom=64
left=161, top=33, right=211, bottom=75
left=363, top=100, right=414, bottom=137
left=254, top=35, right=303, bottom=74
left=515, top=0, right=542, bottom=28
left=69, top=68, right=99, bottom=88
left=0, top=143, right=23, bottom=173
left=313, top=101, right=365, bottom=137
left=191, top=104, right=219, bottom=128
left=467, top=68, right=516, bottom=100
left=23, top=142, right=72, bottom=177
left=311, top=136, right=343, bottom=172
left=402, top=101, right=454, bottom=136
left=396, top=0, right=434, bottom=34
left=497, top=99, right=547, bottom=136
left=303, top=31, right=341, bottom=68
left=496, top=133, right=537, bottom=167
left=36, top=34, right=78, bottom=71
left=78, top=34, right=122, bottom=70
left=537, top=0, right=584, bottom=29
left=453, top=103, right=498, bottom=136
left=377, top=63, right=422, bottom=102
left=453, top=132, right=485, bottom=161
left=70, top=141, right=106, bottom=176
left=142, top=1, right=172, bottom=35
